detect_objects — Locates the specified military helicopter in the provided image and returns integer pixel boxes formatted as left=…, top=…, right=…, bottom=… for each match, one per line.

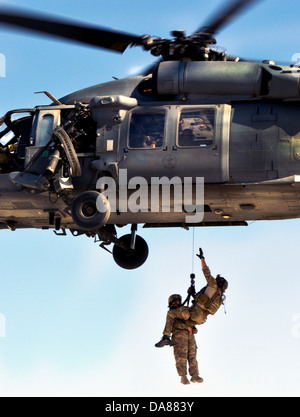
left=0, top=0, right=300, bottom=270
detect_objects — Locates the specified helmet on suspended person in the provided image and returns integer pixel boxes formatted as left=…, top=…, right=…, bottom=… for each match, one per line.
left=216, top=275, right=228, bottom=293
left=168, top=294, right=182, bottom=308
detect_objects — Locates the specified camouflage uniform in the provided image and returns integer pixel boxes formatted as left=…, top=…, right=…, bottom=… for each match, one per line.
left=186, top=264, right=226, bottom=326
left=172, top=328, right=199, bottom=378
left=163, top=307, right=200, bottom=379
left=163, top=306, right=190, bottom=336
left=157, top=257, right=227, bottom=383
left=163, top=265, right=224, bottom=332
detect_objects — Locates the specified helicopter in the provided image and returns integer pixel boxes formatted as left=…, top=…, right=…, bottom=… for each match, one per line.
left=0, top=0, right=300, bottom=270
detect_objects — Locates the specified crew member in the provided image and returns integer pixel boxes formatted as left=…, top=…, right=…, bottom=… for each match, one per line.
left=155, top=294, right=203, bottom=385
left=187, top=248, right=228, bottom=326
left=155, top=248, right=228, bottom=384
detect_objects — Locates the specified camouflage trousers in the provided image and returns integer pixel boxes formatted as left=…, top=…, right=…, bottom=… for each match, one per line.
left=172, top=329, right=199, bottom=377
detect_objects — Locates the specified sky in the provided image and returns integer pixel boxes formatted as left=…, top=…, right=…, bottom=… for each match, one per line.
left=0, top=0, right=300, bottom=398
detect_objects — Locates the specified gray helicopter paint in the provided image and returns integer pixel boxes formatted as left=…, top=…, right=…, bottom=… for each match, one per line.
left=116, top=104, right=230, bottom=183
left=59, top=76, right=145, bottom=105
left=1, top=61, right=300, bottom=231
left=2, top=0, right=300, bottom=268
left=156, top=61, right=300, bottom=100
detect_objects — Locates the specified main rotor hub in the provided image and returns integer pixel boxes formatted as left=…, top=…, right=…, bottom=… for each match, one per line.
left=140, top=31, right=219, bottom=61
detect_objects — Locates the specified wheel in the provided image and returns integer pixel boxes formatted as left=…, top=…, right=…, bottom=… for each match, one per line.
left=71, top=191, right=110, bottom=230
left=113, top=234, right=149, bottom=270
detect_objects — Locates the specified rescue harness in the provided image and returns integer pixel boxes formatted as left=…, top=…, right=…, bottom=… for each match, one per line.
left=183, top=272, right=227, bottom=316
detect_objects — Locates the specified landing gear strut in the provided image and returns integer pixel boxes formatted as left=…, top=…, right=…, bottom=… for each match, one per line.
left=68, top=217, right=149, bottom=269
left=96, top=224, right=149, bottom=270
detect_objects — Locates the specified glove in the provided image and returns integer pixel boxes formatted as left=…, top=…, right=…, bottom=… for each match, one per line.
left=196, top=248, right=204, bottom=259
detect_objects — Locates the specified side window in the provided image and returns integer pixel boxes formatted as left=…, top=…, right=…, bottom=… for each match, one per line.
left=128, top=112, right=165, bottom=149
left=37, top=114, right=54, bottom=146
left=178, top=108, right=215, bottom=147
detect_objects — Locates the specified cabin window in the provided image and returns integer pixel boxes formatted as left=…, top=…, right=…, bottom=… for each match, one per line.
left=128, top=112, right=165, bottom=149
left=177, top=108, right=215, bottom=147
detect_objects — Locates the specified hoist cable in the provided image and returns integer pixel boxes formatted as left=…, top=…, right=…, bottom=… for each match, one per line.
left=183, top=228, right=196, bottom=307
left=191, top=227, right=195, bottom=273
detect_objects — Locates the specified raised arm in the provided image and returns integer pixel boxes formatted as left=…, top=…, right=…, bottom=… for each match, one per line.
left=196, top=248, right=216, bottom=287
left=196, top=247, right=206, bottom=267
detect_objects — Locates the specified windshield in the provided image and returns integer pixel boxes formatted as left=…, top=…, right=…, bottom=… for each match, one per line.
left=0, top=110, right=34, bottom=172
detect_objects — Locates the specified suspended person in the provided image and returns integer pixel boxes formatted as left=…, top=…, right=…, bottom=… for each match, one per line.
left=155, top=293, right=204, bottom=385
left=155, top=248, right=228, bottom=384
left=186, top=247, right=228, bottom=326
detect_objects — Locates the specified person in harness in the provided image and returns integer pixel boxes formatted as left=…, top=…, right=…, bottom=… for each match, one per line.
left=155, top=248, right=228, bottom=384
left=187, top=247, right=228, bottom=326
left=155, top=293, right=203, bottom=385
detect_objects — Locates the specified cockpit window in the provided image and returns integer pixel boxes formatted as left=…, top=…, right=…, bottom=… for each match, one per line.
left=178, top=108, right=215, bottom=147
left=0, top=130, right=14, bottom=147
left=37, top=114, right=54, bottom=146
left=0, top=111, right=34, bottom=172
left=128, top=112, right=165, bottom=149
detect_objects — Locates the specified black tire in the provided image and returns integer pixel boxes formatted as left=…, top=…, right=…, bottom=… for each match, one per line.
left=71, top=191, right=110, bottom=230
left=113, top=234, right=149, bottom=270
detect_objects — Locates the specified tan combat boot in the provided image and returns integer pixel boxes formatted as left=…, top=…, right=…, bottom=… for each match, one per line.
left=180, top=376, right=190, bottom=385
left=191, top=375, right=204, bottom=383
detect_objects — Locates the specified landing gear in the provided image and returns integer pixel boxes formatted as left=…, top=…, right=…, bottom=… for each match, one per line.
left=95, top=224, right=149, bottom=269
left=70, top=205, right=149, bottom=269
left=113, top=233, right=149, bottom=270
left=71, top=190, right=110, bottom=230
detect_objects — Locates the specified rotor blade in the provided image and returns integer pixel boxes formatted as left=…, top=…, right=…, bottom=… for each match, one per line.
left=0, top=7, right=144, bottom=53
left=0, top=115, right=5, bottom=128
left=196, top=0, right=264, bottom=35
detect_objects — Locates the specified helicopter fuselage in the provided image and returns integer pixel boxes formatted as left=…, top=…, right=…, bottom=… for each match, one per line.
left=1, top=60, right=300, bottom=266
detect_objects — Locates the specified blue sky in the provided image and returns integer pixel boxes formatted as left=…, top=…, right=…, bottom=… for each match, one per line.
left=0, top=0, right=300, bottom=397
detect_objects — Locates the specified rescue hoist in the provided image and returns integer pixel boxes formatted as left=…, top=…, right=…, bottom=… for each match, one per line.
left=182, top=228, right=197, bottom=307
left=182, top=273, right=196, bottom=307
